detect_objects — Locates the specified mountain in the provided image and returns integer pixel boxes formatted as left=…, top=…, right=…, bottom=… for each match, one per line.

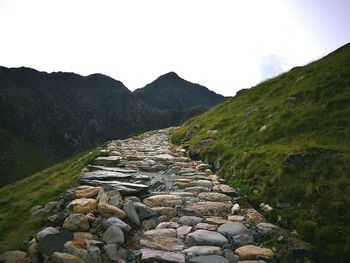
left=171, top=43, right=350, bottom=261
left=133, top=72, right=226, bottom=111
left=0, top=67, right=222, bottom=186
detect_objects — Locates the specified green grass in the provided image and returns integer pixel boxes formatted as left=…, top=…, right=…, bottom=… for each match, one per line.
left=171, top=43, right=350, bottom=261
left=0, top=149, right=99, bottom=252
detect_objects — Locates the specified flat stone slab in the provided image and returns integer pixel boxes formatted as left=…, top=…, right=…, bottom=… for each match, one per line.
left=185, top=230, right=228, bottom=247
left=143, top=195, right=183, bottom=207
left=183, top=246, right=222, bottom=257
left=88, top=165, right=137, bottom=173
left=80, top=171, right=133, bottom=180
left=217, top=222, right=249, bottom=236
left=93, top=156, right=121, bottom=166
left=181, top=202, right=232, bottom=217
left=140, top=248, right=185, bottom=263
left=79, top=179, right=149, bottom=195
left=140, top=236, right=185, bottom=251
left=234, top=245, right=274, bottom=260
left=187, top=255, right=229, bottom=263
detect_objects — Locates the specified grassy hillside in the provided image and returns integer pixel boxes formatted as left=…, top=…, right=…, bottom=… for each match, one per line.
left=171, top=43, right=350, bottom=261
left=0, top=149, right=99, bottom=252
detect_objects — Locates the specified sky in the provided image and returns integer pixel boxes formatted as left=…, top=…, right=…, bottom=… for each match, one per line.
left=0, top=0, right=349, bottom=96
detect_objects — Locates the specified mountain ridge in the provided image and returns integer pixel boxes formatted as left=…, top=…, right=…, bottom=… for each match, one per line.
left=0, top=67, right=224, bottom=186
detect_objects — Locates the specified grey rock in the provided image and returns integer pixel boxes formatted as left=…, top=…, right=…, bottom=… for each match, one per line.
left=93, top=156, right=121, bottom=167
left=188, top=255, right=229, bottom=263
left=217, top=222, right=249, bottom=236
left=156, top=222, right=180, bottom=229
left=36, top=227, right=59, bottom=242
left=134, top=202, right=158, bottom=221
left=63, top=214, right=89, bottom=232
left=102, top=225, right=124, bottom=244
left=183, top=246, right=222, bottom=257
left=46, top=212, right=69, bottom=227
left=185, top=230, right=228, bottom=247
left=103, top=244, right=119, bottom=262
left=178, top=216, right=203, bottom=226
left=123, top=201, right=140, bottom=225
left=231, top=235, right=255, bottom=248
left=140, top=248, right=185, bottom=263
left=103, top=217, right=131, bottom=232
left=38, top=230, right=73, bottom=256
left=223, top=249, right=239, bottom=263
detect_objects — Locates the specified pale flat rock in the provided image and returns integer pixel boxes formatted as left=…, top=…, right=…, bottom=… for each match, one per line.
left=74, top=185, right=101, bottom=198
left=228, top=215, right=245, bottom=222
left=184, top=186, right=210, bottom=193
left=98, top=203, right=126, bottom=218
left=143, top=195, right=183, bottom=207
left=188, top=255, right=229, bottom=263
left=80, top=171, right=132, bottom=180
left=185, top=230, right=228, bottom=247
left=217, top=222, right=249, bottom=236
left=67, top=198, right=97, bottom=214
left=235, top=245, right=274, bottom=260
left=205, top=216, right=229, bottom=225
left=198, top=192, right=231, bottom=202
left=88, top=165, right=137, bottom=173
left=183, top=246, right=222, bottom=257
left=178, top=216, right=203, bottom=226
left=140, top=248, right=185, bottom=263
left=93, top=156, right=121, bottom=166
left=156, top=222, right=180, bottom=229
left=140, top=236, right=184, bottom=251
left=143, top=228, right=177, bottom=238
left=176, top=225, right=192, bottom=239
left=194, top=223, right=218, bottom=231
left=181, top=202, right=232, bottom=217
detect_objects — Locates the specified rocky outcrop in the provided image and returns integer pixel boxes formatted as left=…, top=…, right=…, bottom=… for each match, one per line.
left=1, top=128, right=312, bottom=262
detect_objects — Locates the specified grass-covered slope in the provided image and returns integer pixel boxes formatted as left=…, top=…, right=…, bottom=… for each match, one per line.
left=171, top=43, right=350, bottom=261
left=0, top=149, right=99, bottom=252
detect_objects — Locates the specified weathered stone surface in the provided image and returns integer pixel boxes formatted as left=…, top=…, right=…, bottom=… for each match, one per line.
left=176, top=225, right=192, bottom=239
left=228, top=215, right=244, bottom=222
left=143, top=228, right=177, bottom=238
left=63, top=240, right=102, bottom=263
left=178, top=216, right=203, bottom=226
left=142, top=218, right=158, bottom=230
left=234, top=245, right=274, bottom=260
left=181, top=202, right=232, bottom=217
left=123, top=201, right=140, bottom=225
left=194, top=223, right=218, bottom=231
left=75, top=186, right=101, bottom=198
left=93, top=156, right=121, bottom=166
left=156, top=222, right=180, bottom=229
left=0, top=251, right=26, bottom=263
left=63, top=214, right=89, bottom=232
left=140, top=237, right=184, bottom=251
left=152, top=207, right=177, bottom=219
left=143, top=195, right=183, bottom=207
left=38, top=230, right=73, bottom=256
left=51, top=252, right=83, bottom=263
left=188, top=255, right=229, bottom=263
left=183, top=246, right=222, bottom=257
left=73, top=232, right=93, bottom=241
left=134, top=202, right=158, bottom=221
left=103, top=217, right=131, bottom=232
left=102, top=225, right=124, bottom=244
left=231, top=235, right=255, bottom=248
left=140, top=248, right=185, bottom=263
left=97, top=203, right=126, bottom=218
left=107, top=190, right=123, bottom=207
left=67, top=198, right=97, bottom=214
left=184, top=186, right=210, bottom=193
left=205, top=216, right=229, bottom=225
left=198, top=192, right=231, bottom=202
left=36, top=227, right=59, bottom=242
left=213, top=184, right=236, bottom=196
left=244, top=209, right=266, bottom=224
left=185, top=230, right=228, bottom=247
left=217, top=222, right=249, bottom=236
left=256, top=223, right=278, bottom=235
left=103, top=244, right=119, bottom=262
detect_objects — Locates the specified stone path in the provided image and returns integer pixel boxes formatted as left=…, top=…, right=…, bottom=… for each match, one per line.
left=1, top=128, right=309, bottom=263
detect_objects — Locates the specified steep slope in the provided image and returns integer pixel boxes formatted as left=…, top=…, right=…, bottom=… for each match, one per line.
left=133, top=72, right=226, bottom=111
left=0, top=68, right=214, bottom=186
left=171, top=43, right=350, bottom=261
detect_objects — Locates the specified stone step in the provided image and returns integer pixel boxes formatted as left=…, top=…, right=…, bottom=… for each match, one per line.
left=87, top=165, right=137, bottom=173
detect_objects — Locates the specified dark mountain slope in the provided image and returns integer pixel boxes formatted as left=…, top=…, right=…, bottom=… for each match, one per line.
left=0, top=67, right=219, bottom=186
left=172, top=43, right=350, bottom=261
left=133, top=72, right=226, bottom=111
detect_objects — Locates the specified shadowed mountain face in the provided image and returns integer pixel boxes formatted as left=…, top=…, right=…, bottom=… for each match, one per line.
left=0, top=67, right=224, bottom=186
left=133, top=72, right=226, bottom=111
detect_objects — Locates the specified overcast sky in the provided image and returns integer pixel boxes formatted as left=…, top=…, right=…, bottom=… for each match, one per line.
left=0, top=0, right=349, bottom=96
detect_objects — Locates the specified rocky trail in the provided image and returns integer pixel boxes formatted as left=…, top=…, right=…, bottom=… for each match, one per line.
left=1, top=128, right=313, bottom=263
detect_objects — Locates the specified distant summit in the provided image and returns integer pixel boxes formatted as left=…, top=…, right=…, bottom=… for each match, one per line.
left=134, top=72, right=226, bottom=111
